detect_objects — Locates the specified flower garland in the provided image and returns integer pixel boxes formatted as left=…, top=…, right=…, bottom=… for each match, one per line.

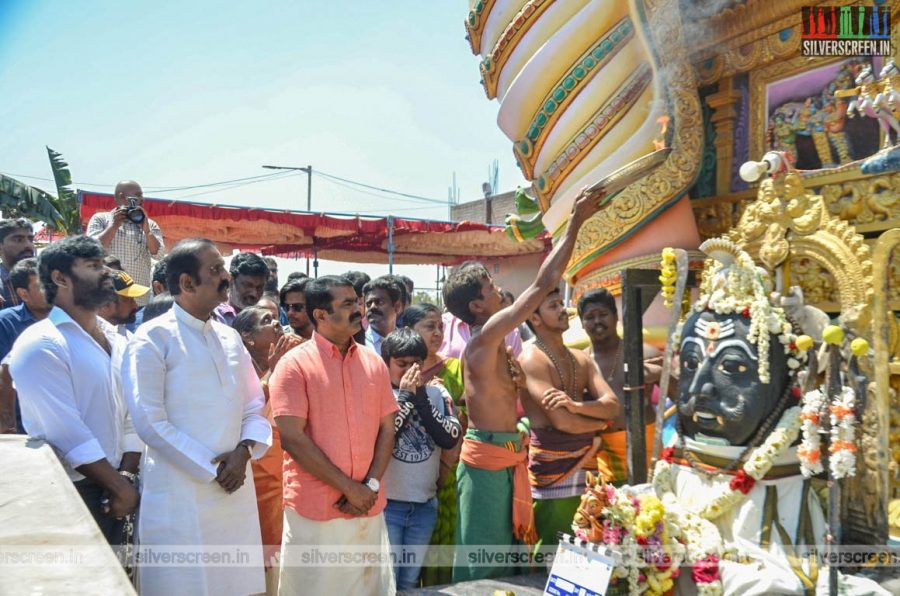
left=798, top=389, right=826, bottom=477
left=574, top=484, right=684, bottom=596
left=656, top=406, right=801, bottom=520
left=829, top=385, right=857, bottom=479
left=693, top=240, right=806, bottom=384
left=659, top=247, right=677, bottom=308
left=653, top=406, right=802, bottom=595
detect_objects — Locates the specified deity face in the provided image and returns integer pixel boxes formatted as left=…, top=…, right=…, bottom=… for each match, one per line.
left=677, top=310, right=787, bottom=446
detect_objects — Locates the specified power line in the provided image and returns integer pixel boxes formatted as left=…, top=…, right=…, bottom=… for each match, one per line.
left=0, top=170, right=296, bottom=193
left=315, top=175, right=445, bottom=206
left=0, top=172, right=109, bottom=187
left=153, top=171, right=293, bottom=193
left=165, top=171, right=300, bottom=200
left=2, top=167, right=450, bottom=207
left=314, top=170, right=447, bottom=205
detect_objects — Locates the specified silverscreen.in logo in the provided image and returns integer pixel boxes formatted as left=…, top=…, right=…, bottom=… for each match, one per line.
left=801, top=5, right=892, bottom=56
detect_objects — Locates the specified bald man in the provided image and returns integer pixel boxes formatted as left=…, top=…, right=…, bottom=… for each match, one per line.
left=87, top=180, right=164, bottom=306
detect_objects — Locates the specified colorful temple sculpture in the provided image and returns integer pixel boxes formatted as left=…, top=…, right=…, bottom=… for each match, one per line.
left=466, top=0, right=704, bottom=299
left=464, top=0, right=900, bottom=591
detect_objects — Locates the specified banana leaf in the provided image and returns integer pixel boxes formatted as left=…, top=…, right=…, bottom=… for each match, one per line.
left=46, top=146, right=81, bottom=234
left=0, top=174, right=65, bottom=228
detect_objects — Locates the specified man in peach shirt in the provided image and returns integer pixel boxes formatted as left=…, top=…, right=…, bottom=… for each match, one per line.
left=270, top=275, right=398, bottom=595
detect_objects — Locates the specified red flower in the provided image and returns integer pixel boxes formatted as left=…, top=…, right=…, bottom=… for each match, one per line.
left=692, top=554, right=721, bottom=584
left=671, top=566, right=681, bottom=578
left=741, top=307, right=751, bottom=318
left=656, top=554, right=672, bottom=572
left=789, top=342, right=798, bottom=351
left=729, top=469, right=756, bottom=494
left=636, top=535, right=649, bottom=546
left=661, top=447, right=676, bottom=463
left=791, top=386, right=802, bottom=399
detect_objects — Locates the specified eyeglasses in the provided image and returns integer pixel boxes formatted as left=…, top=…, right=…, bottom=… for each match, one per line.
left=283, top=303, right=305, bottom=312
left=208, top=264, right=227, bottom=276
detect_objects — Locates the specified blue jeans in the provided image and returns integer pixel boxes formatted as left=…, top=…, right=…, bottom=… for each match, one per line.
left=384, top=497, right=438, bottom=590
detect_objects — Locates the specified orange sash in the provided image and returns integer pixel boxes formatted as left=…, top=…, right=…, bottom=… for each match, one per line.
left=460, top=435, right=537, bottom=545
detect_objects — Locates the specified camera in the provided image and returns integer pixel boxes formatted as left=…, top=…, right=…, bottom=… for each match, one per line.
left=125, top=196, right=145, bottom=225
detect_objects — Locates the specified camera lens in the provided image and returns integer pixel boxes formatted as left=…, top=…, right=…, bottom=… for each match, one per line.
left=127, top=208, right=145, bottom=224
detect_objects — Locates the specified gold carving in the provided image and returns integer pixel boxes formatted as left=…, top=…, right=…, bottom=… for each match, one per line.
left=890, top=246, right=900, bottom=305
left=693, top=169, right=900, bottom=239
left=567, top=0, right=702, bottom=281
left=869, top=229, right=900, bottom=539
left=694, top=0, right=851, bottom=53
left=696, top=25, right=802, bottom=86
left=690, top=0, right=865, bottom=85
left=706, top=78, right=744, bottom=195
left=790, top=257, right=840, bottom=306
left=480, top=0, right=554, bottom=99
left=464, top=0, right=497, bottom=55
left=820, top=175, right=900, bottom=228
left=535, top=63, right=653, bottom=206
left=732, top=172, right=873, bottom=308
left=571, top=251, right=705, bottom=302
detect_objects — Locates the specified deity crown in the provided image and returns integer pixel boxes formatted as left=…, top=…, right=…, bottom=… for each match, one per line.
left=692, top=238, right=805, bottom=383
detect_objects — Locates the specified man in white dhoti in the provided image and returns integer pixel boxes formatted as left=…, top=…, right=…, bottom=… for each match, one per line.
left=123, top=238, right=272, bottom=596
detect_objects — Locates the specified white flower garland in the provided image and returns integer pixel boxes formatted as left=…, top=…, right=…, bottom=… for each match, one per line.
left=694, top=248, right=801, bottom=384
left=829, top=385, right=857, bottom=479
left=653, top=406, right=802, bottom=595
left=798, top=389, right=826, bottom=477
left=742, top=406, right=801, bottom=481
left=654, top=406, right=801, bottom=521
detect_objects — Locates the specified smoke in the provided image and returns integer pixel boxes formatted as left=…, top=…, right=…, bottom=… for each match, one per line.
left=645, top=0, right=746, bottom=67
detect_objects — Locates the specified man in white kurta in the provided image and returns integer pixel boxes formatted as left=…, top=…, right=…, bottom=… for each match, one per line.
left=123, top=238, right=272, bottom=596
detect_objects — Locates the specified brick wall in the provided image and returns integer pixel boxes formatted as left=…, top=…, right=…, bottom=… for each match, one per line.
left=450, top=189, right=525, bottom=225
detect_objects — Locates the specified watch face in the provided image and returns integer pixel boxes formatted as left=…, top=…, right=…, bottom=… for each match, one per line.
left=367, top=478, right=380, bottom=492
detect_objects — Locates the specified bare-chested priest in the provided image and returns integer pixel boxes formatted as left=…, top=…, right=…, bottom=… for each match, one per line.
left=578, top=288, right=662, bottom=485
left=446, top=189, right=603, bottom=582
left=519, top=287, right=618, bottom=551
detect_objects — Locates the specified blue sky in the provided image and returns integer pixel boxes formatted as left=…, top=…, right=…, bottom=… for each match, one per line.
left=0, top=1, right=529, bottom=287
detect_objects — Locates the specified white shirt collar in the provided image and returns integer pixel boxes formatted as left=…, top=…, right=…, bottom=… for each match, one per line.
left=48, top=306, right=118, bottom=344
left=173, top=302, right=214, bottom=333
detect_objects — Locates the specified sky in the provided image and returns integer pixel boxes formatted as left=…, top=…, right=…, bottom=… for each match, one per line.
left=0, top=0, right=528, bottom=292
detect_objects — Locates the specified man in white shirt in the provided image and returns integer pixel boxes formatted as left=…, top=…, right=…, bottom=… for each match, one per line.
left=123, top=238, right=272, bottom=596
left=9, top=235, right=142, bottom=545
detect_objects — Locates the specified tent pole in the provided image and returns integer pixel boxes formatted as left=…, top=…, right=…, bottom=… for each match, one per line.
left=387, top=216, right=395, bottom=274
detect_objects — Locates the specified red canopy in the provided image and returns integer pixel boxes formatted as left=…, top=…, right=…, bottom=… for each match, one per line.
left=78, top=191, right=549, bottom=265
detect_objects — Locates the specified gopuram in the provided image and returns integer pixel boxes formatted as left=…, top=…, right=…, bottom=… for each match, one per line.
left=463, top=0, right=900, bottom=594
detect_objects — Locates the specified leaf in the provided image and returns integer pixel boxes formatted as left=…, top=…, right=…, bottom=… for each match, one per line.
left=0, top=174, right=65, bottom=228
left=45, top=146, right=81, bottom=234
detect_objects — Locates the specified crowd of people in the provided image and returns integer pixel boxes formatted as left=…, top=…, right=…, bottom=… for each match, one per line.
left=0, top=182, right=668, bottom=595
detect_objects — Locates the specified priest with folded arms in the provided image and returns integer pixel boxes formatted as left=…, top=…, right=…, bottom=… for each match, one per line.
left=123, top=238, right=271, bottom=596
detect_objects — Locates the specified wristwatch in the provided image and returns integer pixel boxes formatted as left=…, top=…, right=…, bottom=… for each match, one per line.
left=119, top=471, right=137, bottom=483
left=364, top=477, right=380, bottom=493
left=239, top=439, right=254, bottom=455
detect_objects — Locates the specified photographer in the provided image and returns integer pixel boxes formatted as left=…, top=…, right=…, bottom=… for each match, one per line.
left=87, top=180, right=164, bottom=306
